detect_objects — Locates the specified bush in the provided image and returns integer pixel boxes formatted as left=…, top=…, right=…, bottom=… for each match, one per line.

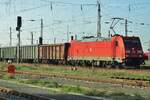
left=61, top=85, right=85, bottom=93
left=84, top=89, right=106, bottom=97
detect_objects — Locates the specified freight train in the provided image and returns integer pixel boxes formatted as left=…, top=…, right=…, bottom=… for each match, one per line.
left=0, top=34, right=145, bottom=68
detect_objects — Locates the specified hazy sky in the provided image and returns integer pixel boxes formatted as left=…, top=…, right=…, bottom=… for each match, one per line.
left=0, top=0, right=149, bottom=51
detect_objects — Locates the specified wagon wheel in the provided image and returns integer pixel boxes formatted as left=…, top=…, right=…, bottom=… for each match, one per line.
left=115, top=65, right=120, bottom=69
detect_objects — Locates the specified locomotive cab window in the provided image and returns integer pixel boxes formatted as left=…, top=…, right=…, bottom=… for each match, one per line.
left=115, top=41, right=118, bottom=46
left=124, top=38, right=141, bottom=48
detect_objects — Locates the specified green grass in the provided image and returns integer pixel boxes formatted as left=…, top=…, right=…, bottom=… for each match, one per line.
left=16, top=65, right=37, bottom=70
left=2, top=75, right=13, bottom=80
left=19, top=79, right=60, bottom=88
left=0, top=62, right=7, bottom=70
left=61, top=85, right=86, bottom=94
left=15, top=79, right=150, bottom=100
left=15, top=79, right=89, bottom=94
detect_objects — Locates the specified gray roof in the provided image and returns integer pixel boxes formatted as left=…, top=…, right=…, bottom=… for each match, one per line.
left=78, top=36, right=112, bottom=42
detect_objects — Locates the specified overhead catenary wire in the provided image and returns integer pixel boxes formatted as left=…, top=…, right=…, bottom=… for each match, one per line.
left=0, top=0, right=150, bottom=18
left=0, top=0, right=149, bottom=47
left=40, top=0, right=97, bottom=6
left=0, top=19, right=150, bottom=34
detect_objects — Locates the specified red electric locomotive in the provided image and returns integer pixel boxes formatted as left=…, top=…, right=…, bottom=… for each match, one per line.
left=67, top=35, right=144, bottom=67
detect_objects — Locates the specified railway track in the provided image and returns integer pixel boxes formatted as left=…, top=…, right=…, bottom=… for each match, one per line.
left=0, top=70, right=150, bottom=88
left=110, top=76, right=150, bottom=81
left=0, top=86, right=51, bottom=100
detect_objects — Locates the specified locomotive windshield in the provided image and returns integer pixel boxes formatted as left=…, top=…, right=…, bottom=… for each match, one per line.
left=123, top=37, right=141, bottom=48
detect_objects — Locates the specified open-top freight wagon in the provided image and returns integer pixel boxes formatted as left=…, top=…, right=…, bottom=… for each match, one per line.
left=0, top=45, right=38, bottom=63
left=38, top=43, right=69, bottom=64
left=20, top=45, right=39, bottom=63
left=0, top=46, right=17, bottom=61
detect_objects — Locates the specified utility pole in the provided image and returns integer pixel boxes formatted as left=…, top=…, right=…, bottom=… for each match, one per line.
left=54, top=37, right=56, bottom=44
left=67, top=25, right=69, bottom=42
left=97, top=0, right=101, bottom=37
left=125, top=19, right=128, bottom=36
left=9, top=27, right=12, bottom=46
left=108, top=30, right=111, bottom=37
left=75, top=34, right=77, bottom=40
left=31, top=32, right=33, bottom=45
left=29, top=19, right=43, bottom=44
left=148, top=44, right=150, bottom=52
left=36, top=40, right=38, bottom=45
